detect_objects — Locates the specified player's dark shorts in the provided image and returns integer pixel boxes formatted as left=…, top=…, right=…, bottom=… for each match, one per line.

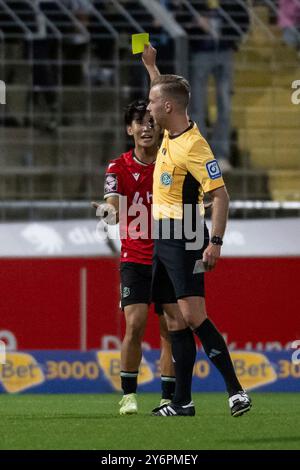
left=151, top=220, right=210, bottom=304
left=120, top=262, right=163, bottom=314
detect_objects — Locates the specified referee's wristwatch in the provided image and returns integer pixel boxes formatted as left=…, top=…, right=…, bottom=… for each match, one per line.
left=210, top=236, right=223, bottom=246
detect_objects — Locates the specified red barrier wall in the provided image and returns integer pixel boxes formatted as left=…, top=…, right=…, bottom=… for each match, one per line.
left=0, top=257, right=299, bottom=350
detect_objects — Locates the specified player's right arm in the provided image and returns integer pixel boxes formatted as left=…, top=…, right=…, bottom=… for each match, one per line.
left=91, top=197, right=119, bottom=225
left=142, top=44, right=160, bottom=83
left=92, top=160, right=124, bottom=225
left=104, top=196, right=119, bottom=224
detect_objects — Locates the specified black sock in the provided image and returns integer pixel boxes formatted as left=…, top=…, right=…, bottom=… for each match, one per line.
left=161, top=376, right=176, bottom=400
left=169, top=327, right=196, bottom=406
left=194, top=318, right=242, bottom=396
left=120, top=370, right=138, bottom=395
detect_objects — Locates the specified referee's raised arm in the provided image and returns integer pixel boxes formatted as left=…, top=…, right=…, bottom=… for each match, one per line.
left=142, top=44, right=160, bottom=83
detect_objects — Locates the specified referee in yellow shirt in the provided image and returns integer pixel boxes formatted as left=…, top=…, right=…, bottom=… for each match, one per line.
left=142, top=44, right=251, bottom=417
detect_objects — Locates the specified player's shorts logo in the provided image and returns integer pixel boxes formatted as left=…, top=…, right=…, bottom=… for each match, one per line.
left=122, top=287, right=130, bottom=298
left=160, top=172, right=172, bottom=186
left=206, top=160, right=222, bottom=180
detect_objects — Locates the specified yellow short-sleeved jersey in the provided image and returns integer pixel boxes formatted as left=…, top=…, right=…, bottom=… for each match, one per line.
left=153, top=122, right=224, bottom=220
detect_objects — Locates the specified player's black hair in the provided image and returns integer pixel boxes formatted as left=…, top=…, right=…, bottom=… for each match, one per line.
left=124, top=99, right=150, bottom=126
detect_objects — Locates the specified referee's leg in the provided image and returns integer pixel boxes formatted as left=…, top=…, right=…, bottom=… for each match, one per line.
left=152, top=251, right=197, bottom=411
left=178, top=296, right=245, bottom=399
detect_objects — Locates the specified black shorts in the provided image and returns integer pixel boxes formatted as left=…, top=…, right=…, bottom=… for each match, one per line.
left=151, top=220, right=210, bottom=304
left=120, top=262, right=163, bottom=314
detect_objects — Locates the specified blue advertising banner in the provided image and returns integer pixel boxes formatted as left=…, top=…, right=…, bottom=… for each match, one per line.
left=0, top=350, right=299, bottom=394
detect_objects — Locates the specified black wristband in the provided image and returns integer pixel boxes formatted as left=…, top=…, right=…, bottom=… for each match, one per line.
left=210, top=236, right=223, bottom=246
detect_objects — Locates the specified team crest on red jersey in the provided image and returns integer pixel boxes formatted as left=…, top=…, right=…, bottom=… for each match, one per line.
left=104, top=174, right=118, bottom=195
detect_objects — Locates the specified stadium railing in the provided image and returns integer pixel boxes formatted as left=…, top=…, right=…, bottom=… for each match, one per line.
left=0, top=199, right=299, bottom=221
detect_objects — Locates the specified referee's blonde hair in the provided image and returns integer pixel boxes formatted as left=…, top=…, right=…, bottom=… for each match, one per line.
left=151, top=74, right=191, bottom=110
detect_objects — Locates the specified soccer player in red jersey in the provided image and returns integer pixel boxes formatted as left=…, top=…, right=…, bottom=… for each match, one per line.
left=94, top=100, right=175, bottom=415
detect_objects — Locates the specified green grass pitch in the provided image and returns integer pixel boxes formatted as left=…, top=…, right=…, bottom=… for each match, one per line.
left=0, top=393, right=299, bottom=450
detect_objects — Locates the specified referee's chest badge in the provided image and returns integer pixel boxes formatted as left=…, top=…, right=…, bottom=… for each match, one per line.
left=122, top=287, right=131, bottom=298
left=160, top=172, right=173, bottom=186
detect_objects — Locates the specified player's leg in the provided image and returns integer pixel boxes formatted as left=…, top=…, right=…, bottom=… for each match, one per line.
left=157, top=312, right=175, bottom=405
left=178, top=295, right=251, bottom=417
left=121, top=303, right=148, bottom=371
left=119, top=303, right=148, bottom=415
left=119, top=262, right=151, bottom=415
left=121, top=302, right=148, bottom=385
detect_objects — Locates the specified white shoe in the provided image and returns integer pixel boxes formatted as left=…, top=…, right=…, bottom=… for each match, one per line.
left=119, top=393, right=138, bottom=415
left=229, top=391, right=252, bottom=417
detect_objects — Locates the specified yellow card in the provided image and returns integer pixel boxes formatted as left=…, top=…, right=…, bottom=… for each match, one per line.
left=132, top=33, right=150, bottom=54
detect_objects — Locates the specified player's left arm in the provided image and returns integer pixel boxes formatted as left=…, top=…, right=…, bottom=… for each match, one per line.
left=202, top=186, right=229, bottom=271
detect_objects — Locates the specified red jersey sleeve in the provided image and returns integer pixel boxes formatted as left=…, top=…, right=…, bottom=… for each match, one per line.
left=103, top=160, right=124, bottom=199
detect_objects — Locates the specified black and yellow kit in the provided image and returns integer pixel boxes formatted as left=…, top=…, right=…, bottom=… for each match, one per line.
left=151, top=122, right=225, bottom=302
left=153, top=121, right=224, bottom=220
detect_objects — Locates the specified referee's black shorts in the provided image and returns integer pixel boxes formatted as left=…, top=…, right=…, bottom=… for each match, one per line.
left=151, top=220, right=210, bottom=304
left=120, top=262, right=163, bottom=314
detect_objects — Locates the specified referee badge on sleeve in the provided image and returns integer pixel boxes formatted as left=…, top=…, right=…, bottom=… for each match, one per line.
left=206, top=160, right=222, bottom=180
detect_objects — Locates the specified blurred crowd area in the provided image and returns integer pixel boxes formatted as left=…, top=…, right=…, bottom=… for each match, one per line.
left=0, top=0, right=299, bottom=219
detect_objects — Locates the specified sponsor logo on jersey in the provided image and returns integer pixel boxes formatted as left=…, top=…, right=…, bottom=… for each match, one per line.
left=206, top=160, right=222, bottom=180
left=132, top=173, right=140, bottom=181
left=160, top=172, right=173, bottom=186
left=104, top=174, right=118, bottom=194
